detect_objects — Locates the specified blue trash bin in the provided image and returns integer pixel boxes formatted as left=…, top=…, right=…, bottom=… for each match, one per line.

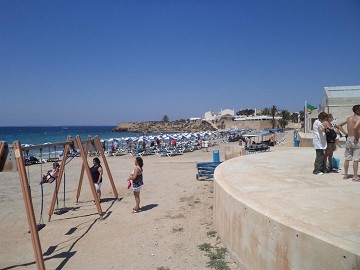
left=213, top=150, right=220, bottom=162
left=294, top=140, right=300, bottom=147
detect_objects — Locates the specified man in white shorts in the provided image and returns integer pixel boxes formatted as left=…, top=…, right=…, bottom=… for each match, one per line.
left=338, top=105, right=360, bottom=181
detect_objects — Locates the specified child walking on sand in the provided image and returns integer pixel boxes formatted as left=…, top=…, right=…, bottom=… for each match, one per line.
left=128, top=157, right=144, bottom=213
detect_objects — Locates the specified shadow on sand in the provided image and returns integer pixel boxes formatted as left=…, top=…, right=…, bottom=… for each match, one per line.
left=140, top=203, right=158, bottom=212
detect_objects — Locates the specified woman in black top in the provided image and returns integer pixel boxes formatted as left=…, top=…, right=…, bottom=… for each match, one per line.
left=128, top=157, right=144, bottom=213
left=91, top=157, right=103, bottom=202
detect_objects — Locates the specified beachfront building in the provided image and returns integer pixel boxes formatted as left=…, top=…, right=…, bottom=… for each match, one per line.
left=204, top=111, right=220, bottom=121
left=189, top=117, right=202, bottom=121
left=305, top=86, right=360, bottom=133
left=227, top=115, right=280, bottom=130
left=204, top=109, right=235, bottom=121
left=319, top=85, right=360, bottom=123
left=220, top=108, right=235, bottom=117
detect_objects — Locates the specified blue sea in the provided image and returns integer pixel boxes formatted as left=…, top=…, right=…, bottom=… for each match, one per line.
left=0, top=126, right=142, bottom=146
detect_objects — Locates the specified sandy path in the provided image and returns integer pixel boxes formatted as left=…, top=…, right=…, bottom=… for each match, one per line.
left=0, top=141, right=242, bottom=270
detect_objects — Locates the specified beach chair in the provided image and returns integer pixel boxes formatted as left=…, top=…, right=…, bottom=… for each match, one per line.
left=182, top=143, right=195, bottom=152
left=170, top=147, right=184, bottom=155
left=258, top=143, right=270, bottom=152
left=245, top=145, right=257, bottom=154
left=24, top=156, right=41, bottom=166
left=276, top=136, right=286, bottom=145
left=143, top=147, right=156, bottom=156
left=106, top=148, right=126, bottom=157
left=156, top=150, right=173, bottom=157
left=196, top=161, right=222, bottom=180
left=130, top=149, right=145, bottom=157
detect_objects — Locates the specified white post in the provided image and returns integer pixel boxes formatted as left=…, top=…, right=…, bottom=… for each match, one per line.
left=304, top=100, right=307, bottom=133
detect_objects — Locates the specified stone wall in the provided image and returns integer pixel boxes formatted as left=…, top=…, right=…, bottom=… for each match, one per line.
left=224, top=120, right=274, bottom=130
left=225, top=146, right=246, bottom=160
left=213, top=151, right=360, bottom=270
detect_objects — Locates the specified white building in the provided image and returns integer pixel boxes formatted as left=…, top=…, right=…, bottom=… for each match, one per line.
left=305, top=85, right=360, bottom=132
left=220, top=108, right=235, bottom=117
left=234, top=115, right=281, bottom=121
left=189, top=117, right=201, bottom=121
left=320, top=85, right=360, bottom=123
left=204, top=109, right=234, bottom=121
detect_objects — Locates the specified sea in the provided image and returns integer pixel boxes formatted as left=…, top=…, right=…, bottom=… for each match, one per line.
left=0, top=126, right=143, bottom=145
left=0, top=126, right=143, bottom=157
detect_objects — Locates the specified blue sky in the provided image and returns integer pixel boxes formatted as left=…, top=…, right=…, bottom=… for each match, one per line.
left=1, top=0, right=359, bottom=126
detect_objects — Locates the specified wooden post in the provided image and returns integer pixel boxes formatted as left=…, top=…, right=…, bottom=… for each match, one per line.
left=0, top=141, right=8, bottom=171
left=76, top=136, right=91, bottom=203
left=13, top=141, right=45, bottom=270
left=75, top=135, right=103, bottom=219
left=48, top=136, right=71, bottom=222
left=94, top=136, right=119, bottom=199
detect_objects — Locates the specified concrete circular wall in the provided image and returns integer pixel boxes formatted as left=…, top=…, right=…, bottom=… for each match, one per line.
left=214, top=148, right=360, bottom=270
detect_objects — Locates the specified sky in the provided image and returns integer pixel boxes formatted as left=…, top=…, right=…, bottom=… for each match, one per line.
left=1, top=0, right=359, bottom=126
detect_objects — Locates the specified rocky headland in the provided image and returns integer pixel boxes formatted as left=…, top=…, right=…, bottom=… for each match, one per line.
left=113, top=120, right=223, bottom=133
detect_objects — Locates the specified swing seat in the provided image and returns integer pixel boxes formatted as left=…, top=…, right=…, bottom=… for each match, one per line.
left=28, top=223, right=46, bottom=233
left=37, top=223, right=46, bottom=231
left=54, top=208, right=68, bottom=215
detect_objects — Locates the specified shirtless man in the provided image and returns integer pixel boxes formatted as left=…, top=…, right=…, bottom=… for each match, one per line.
left=338, top=105, right=360, bottom=180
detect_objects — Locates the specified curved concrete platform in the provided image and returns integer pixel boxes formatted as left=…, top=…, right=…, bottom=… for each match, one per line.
left=214, top=147, right=360, bottom=270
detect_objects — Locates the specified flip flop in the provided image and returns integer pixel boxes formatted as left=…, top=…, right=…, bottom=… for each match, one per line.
left=132, top=209, right=141, bottom=213
left=127, top=180, right=132, bottom=189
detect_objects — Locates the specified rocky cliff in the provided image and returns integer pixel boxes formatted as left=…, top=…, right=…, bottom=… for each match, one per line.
left=113, top=120, right=222, bottom=133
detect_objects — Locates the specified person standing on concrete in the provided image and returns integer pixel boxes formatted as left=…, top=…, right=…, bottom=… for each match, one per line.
left=323, top=114, right=338, bottom=172
left=338, top=105, right=360, bottom=181
left=313, top=112, right=328, bottom=175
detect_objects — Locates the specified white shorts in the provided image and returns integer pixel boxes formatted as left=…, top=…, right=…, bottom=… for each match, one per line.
left=345, top=137, right=360, bottom=161
left=94, top=183, right=102, bottom=191
left=133, top=185, right=142, bottom=193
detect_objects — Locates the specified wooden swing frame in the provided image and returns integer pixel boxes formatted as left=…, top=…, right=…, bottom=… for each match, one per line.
left=0, top=135, right=119, bottom=270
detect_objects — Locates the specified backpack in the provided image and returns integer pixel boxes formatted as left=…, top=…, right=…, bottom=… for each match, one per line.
left=325, top=128, right=337, bottom=143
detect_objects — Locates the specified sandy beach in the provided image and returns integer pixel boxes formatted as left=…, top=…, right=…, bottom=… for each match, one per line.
left=1, top=139, right=259, bottom=270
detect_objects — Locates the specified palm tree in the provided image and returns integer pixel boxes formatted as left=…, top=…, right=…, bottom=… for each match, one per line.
left=269, top=105, right=278, bottom=128
left=299, top=110, right=305, bottom=122
left=162, top=115, right=169, bottom=122
left=278, top=110, right=291, bottom=128
left=262, top=107, right=270, bottom=116
left=291, top=112, right=299, bottom=123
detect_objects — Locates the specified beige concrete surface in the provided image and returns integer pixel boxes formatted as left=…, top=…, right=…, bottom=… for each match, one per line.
left=214, top=146, right=360, bottom=270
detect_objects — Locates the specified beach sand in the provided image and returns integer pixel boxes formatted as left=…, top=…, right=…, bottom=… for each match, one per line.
left=0, top=133, right=293, bottom=270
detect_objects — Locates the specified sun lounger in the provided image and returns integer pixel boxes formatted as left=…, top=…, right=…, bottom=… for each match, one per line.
left=156, top=151, right=173, bottom=157
left=130, top=150, right=145, bottom=157
left=276, top=136, right=286, bottom=145
left=196, top=161, right=222, bottom=180
left=105, top=149, right=126, bottom=157
left=245, top=143, right=270, bottom=154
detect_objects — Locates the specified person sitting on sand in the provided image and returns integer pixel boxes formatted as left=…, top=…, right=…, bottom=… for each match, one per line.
left=41, top=162, right=60, bottom=184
